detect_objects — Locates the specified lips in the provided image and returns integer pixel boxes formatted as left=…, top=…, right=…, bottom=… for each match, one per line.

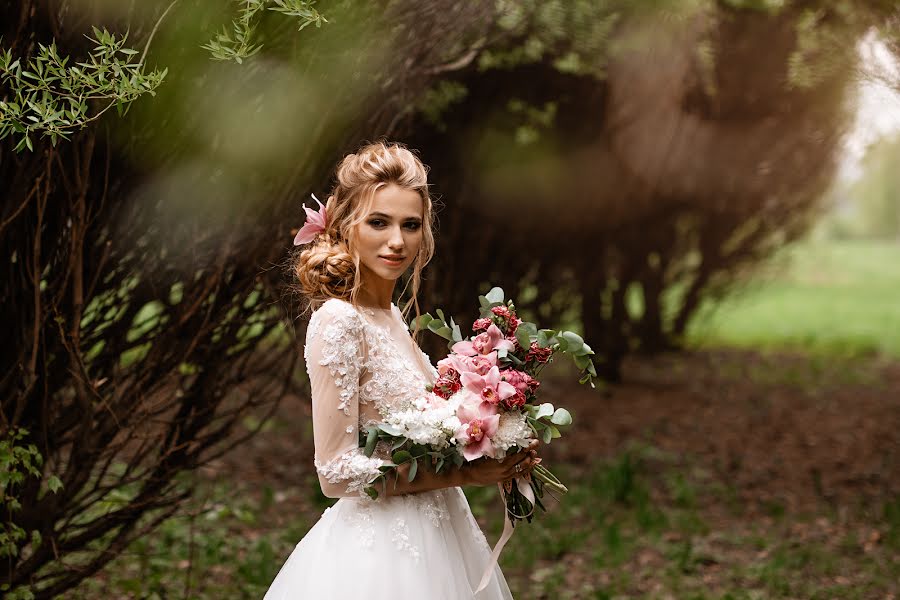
left=379, top=255, right=406, bottom=266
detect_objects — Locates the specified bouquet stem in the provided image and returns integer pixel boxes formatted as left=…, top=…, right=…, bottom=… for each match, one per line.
left=531, top=464, right=568, bottom=495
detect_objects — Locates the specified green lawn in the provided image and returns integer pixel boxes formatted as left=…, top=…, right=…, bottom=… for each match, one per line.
left=686, top=239, right=900, bottom=358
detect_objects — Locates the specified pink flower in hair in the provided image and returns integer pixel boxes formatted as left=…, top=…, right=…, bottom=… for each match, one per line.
left=292, top=194, right=329, bottom=245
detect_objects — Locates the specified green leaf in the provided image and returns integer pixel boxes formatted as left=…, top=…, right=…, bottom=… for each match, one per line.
left=574, top=354, right=592, bottom=370
left=485, top=287, right=505, bottom=304
left=536, top=329, right=557, bottom=348
left=560, top=331, right=585, bottom=349
left=550, top=408, right=572, bottom=426
left=407, top=457, right=418, bottom=481
left=411, top=313, right=433, bottom=332
left=515, top=327, right=531, bottom=350
left=541, top=427, right=553, bottom=444
left=535, top=403, right=554, bottom=420
left=365, top=486, right=379, bottom=500
left=549, top=425, right=562, bottom=439
left=436, top=308, right=446, bottom=322
left=378, top=423, right=403, bottom=436
left=450, top=318, right=462, bottom=343
left=391, top=437, right=408, bottom=451
left=391, top=450, right=412, bottom=464
left=363, top=428, right=378, bottom=457
left=46, top=475, right=63, bottom=493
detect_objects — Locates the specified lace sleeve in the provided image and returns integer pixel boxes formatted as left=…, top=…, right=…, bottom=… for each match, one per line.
left=305, top=300, right=384, bottom=498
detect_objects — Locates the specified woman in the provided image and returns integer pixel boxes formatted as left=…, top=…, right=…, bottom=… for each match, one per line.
left=264, top=142, right=538, bottom=599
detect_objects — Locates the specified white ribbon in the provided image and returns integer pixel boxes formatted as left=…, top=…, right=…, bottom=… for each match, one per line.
left=473, top=477, right=535, bottom=595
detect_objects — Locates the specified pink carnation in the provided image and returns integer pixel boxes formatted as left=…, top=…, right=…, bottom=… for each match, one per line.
left=526, top=342, right=553, bottom=364
left=500, top=369, right=539, bottom=394
left=433, top=369, right=462, bottom=399
left=502, top=390, right=527, bottom=410
left=472, top=318, right=492, bottom=332
left=490, top=306, right=521, bottom=335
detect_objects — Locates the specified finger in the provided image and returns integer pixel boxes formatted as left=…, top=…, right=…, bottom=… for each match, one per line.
left=510, top=451, right=531, bottom=465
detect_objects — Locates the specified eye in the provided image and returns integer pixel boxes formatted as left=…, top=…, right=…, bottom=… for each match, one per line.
left=367, top=218, right=387, bottom=228
left=403, top=221, right=422, bottom=231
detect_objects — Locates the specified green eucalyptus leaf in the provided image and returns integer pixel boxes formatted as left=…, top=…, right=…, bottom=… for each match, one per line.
left=549, top=425, right=561, bottom=439
left=560, top=331, right=585, bottom=349
left=450, top=318, right=462, bottom=342
left=485, top=287, right=505, bottom=304
left=541, top=427, right=553, bottom=444
left=408, top=457, right=418, bottom=481
left=535, top=403, right=554, bottom=420
left=550, top=408, right=572, bottom=426
left=391, top=450, right=412, bottom=464
left=364, top=428, right=378, bottom=457
left=378, top=423, right=403, bottom=436
left=515, top=327, right=531, bottom=350
left=536, top=329, right=557, bottom=348
left=574, top=354, right=591, bottom=370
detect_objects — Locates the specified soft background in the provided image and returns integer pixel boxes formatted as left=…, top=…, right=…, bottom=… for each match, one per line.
left=2, top=1, right=900, bottom=598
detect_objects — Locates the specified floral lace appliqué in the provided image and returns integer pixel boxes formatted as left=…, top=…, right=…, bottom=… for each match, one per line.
left=343, top=500, right=375, bottom=548
left=307, top=301, right=365, bottom=416
left=314, top=450, right=384, bottom=496
left=391, top=517, right=421, bottom=562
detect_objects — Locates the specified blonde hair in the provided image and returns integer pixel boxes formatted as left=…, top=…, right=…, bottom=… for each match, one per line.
left=292, top=141, right=435, bottom=327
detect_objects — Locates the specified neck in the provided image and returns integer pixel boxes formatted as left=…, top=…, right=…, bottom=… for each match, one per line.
left=357, top=271, right=395, bottom=310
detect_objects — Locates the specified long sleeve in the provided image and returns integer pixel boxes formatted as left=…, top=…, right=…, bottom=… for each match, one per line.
left=305, top=300, right=385, bottom=498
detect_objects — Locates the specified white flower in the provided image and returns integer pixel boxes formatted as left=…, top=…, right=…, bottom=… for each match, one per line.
left=492, top=411, right=533, bottom=456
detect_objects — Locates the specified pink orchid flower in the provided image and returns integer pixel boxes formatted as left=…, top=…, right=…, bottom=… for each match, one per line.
left=292, top=194, right=329, bottom=245
left=461, top=365, right=517, bottom=406
left=455, top=400, right=500, bottom=461
left=438, top=353, right=497, bottom=378
left=452, top=324, right=515, bottom=357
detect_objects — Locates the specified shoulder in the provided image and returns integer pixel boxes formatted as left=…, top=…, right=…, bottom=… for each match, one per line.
left=307, top=298, right=365, bottom=343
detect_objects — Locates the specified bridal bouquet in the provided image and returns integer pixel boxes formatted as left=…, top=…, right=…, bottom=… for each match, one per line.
left=361, top=287, right=596, bottom=524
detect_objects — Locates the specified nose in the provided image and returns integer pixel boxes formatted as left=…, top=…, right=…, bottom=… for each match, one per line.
left=387, top=225, right=405, bottom=251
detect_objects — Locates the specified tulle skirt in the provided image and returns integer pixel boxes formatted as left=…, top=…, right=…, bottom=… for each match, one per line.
left=263, top=487, right=513, bottom=600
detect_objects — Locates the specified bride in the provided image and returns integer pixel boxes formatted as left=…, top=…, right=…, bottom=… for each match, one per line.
left=264, top=141, right=539, bottom=599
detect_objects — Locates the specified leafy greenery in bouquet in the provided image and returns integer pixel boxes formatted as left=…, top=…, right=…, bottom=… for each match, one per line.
left=360, top=287, right=595, bottom=524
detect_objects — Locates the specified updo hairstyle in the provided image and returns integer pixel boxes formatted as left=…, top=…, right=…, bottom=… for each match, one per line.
left=292, top=141, right=435, bottom=318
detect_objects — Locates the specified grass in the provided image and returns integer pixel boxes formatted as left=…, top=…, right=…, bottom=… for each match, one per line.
left=69, top=443, right=898, bottom=600
left=686, top=239, right=900, bottom=358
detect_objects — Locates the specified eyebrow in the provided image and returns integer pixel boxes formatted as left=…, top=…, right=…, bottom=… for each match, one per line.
left=368, top=212, right=422, bottom=222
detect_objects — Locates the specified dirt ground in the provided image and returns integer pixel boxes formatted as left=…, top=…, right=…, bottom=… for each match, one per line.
left=210, top=348, right=900, bottom=516
left=197, top=348, right=900, bottom=598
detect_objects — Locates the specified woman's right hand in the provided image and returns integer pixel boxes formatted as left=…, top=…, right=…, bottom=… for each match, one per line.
left=459, top=440, right=540, bottom=487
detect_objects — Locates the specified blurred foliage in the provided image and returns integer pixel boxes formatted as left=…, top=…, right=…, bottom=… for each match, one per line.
left=202, top=0, right=327, bottom=63
left=2, top=0, right=900, bottom=595
left=0, top=29, right=166, bottom=151
left=848, top=134, right=900, bottom=239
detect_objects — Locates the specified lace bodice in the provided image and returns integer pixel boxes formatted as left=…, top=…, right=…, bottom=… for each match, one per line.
left=305, top=298, right=438, bottom=497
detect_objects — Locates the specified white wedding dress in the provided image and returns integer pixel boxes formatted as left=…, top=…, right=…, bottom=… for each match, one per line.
left=263, top=299, right=514, bottom=600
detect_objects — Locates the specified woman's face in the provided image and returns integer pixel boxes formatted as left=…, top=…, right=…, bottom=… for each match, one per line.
left=355, top=183, right=424, bottom=285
